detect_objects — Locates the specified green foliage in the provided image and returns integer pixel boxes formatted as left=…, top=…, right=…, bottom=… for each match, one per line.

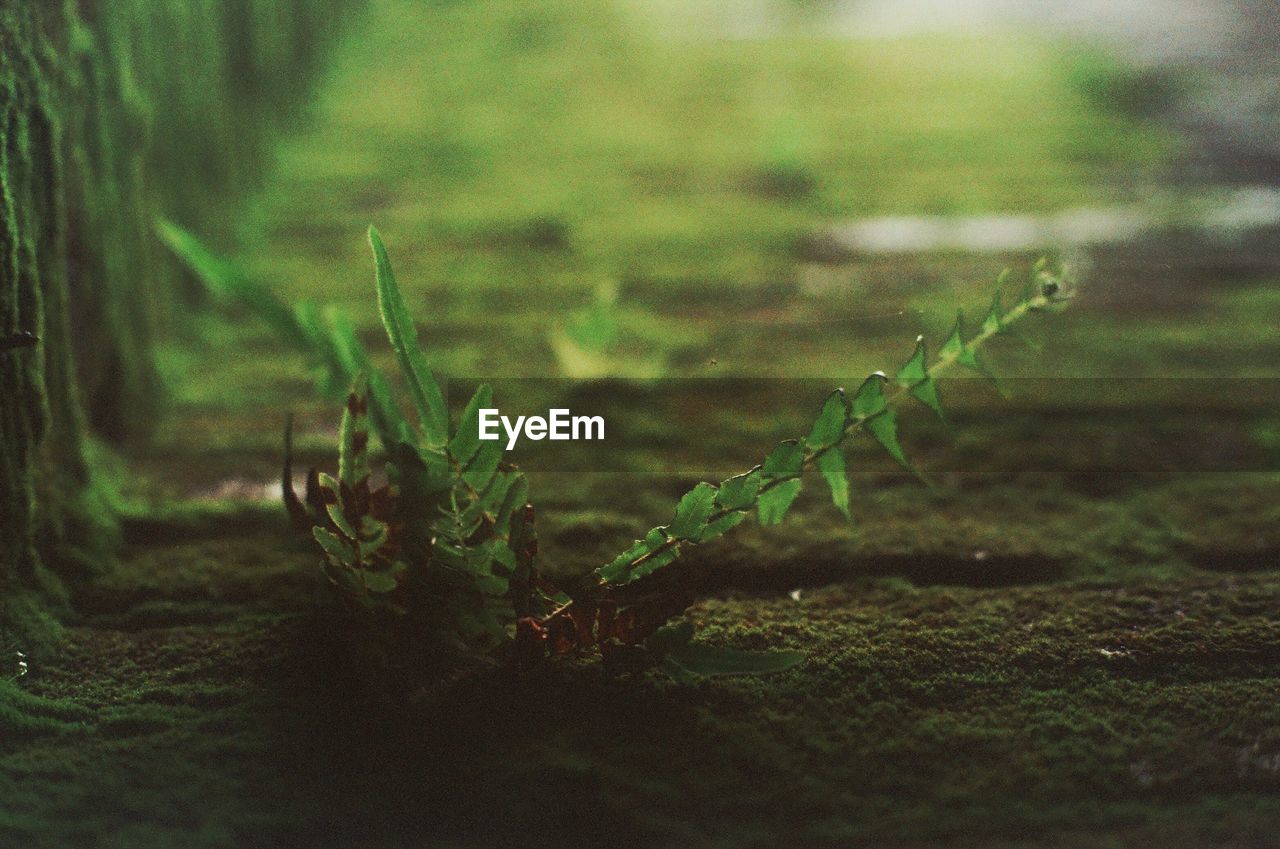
left=158, top=222, right=310, bottom=351
left=897, top=337, right=946, bottom=424
left=252, top=229, right=541, bottom=647
left=160, top=221, right=413, bottom=449
left=815, top=450, right=850, bottom=520
left=166, top=223, right=1071, bottom=682
left=548, top=282, right=677, bottom=379
left=646, top=620, right=804, bottom=683
left=310, top=377, right=407, bottom=605
left=588, top=263, right=1074, bottom=596
left=370, top=227, right=450, bottom=448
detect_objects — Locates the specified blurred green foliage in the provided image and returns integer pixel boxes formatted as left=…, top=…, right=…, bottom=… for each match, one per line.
left=0, top=0, right=357, bottom=644
left=240, top=0, right=1173, bottom=318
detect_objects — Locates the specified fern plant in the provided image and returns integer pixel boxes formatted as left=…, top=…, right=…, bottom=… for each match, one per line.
left=160, top=222, right=1072, bottom=681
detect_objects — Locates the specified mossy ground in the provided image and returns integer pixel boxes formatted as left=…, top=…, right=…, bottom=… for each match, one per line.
left=5, top=524, right=1280, bottom=847
left=3, top=1, right=1278, bottom=846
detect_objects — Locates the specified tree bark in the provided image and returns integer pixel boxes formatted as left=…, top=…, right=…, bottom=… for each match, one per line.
left=0, top=0, right=357, bottom=636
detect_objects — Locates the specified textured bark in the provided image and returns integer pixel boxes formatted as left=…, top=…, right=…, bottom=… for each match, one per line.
left=0, top=1, right=356, bottom=617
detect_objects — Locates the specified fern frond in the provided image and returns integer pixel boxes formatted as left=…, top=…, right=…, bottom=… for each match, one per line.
left=589, top=264, right=1072, bottom=589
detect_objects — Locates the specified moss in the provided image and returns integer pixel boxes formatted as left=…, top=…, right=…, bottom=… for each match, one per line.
left=1, top=1, right=360, bottom=641
left=240, top=0, right=1174, bottom=317
left=2, top=516, right=1278, bottom=846
left=0, top=680, right=90, bottom=739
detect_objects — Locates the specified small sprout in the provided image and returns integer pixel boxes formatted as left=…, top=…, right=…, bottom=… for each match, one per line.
left=312, top=249, right=1067, bottom=680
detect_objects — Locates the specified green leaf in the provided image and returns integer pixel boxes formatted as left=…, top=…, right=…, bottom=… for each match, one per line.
left=449, top=384, right=493, bottom=467
left=159, top=221, right=414, bottom=445
left=896, top=336, right=928, bottom=386
left=461, top=440, right=503, bottom=492
left=325, top=503, right=358, bottom=541
left=338, top=373, right=371, bottom=489
left=156, top=221, right=236, bottom=294
left=296, top=302, right=349, bottom=398
left=665, top=643, right=804, bottom=677
left=624, top=541, right=679, bottom=583
left=939, top=311, right=992, bottom=379
left=895, top=336, right=946, bottom=423
left=432, top=541, right=467, bottom=572
left=850, top=373, right=888, bottom=419
left=805, top=389, right=848, bottom=450
left=325, top=564, right=363, bottom=595
left=357, top=522, right=390, bottom=559
left=362, top=568, right=400, bottom=594
left=327, top=308, right=411, bottom=447
left=981, top=286, right=1004, bottom=336
left=697, top=510, right=746, bottom=543
left=157, top=221, right=310, bottom=350
left=866, top=408, right=913, bottom=471
left=940, top=312, right=971, bottom=364
left=716, top=468, right=762, bottom=510
left=911, top=378, right=945, bottom=423
left=815, top=449, right=850, bottom=519
left=758, top=442, right=804, bottom=525
left=313, top=527, right=351, bottom=566
left=485, top=540, right=518, bottom=576
left=598, top=527, right=672, bottom=584
left=462, top=471, right=511, bottom=528
left=369, top=226, right=449, bottom=448
left=462, top=543, right=498, bottom=578
left=670, top=482, right=717, bottom=541
left=493, top=474, right=529, bottom=537
left=447, top=384, right=503, bottom=492
left=757, top=478, right=802, bottom=526
left=762, top=440, right=804, bottom=479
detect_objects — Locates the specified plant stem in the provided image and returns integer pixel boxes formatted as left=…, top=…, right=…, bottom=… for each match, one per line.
left=574, top=287, right=1055, bottom=600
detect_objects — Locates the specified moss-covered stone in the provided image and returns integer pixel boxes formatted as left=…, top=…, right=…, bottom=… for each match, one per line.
left=3, top=512, right=1278, bottom=847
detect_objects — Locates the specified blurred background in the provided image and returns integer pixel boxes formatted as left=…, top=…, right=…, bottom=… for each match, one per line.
left=152, top=0, right=1278, bottom=581
left=5, top=1, right=1279, bottom=846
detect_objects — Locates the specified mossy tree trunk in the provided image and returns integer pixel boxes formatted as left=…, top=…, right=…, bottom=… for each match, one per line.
left=1, top=7, right=91, bottom=624
left=1, top=0, right=358, bottom=638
